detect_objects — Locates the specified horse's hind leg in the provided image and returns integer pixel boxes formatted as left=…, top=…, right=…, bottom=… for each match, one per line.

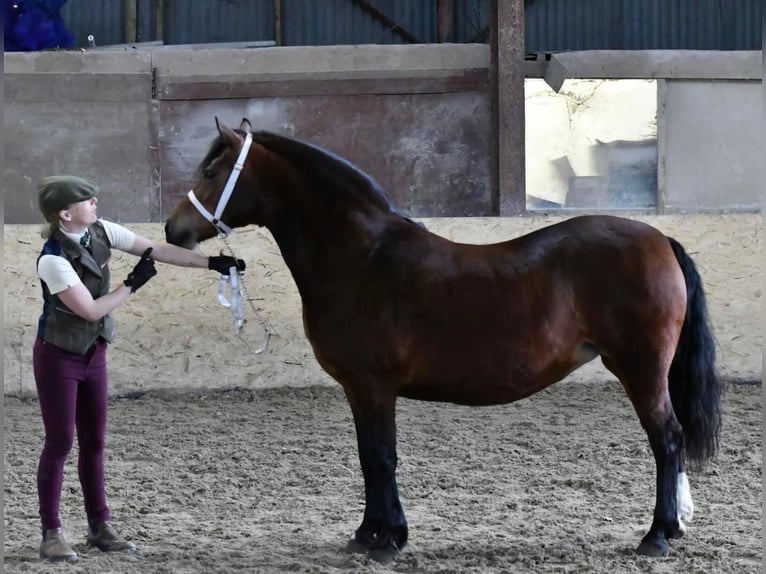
left=635, top=402, right=684, bottom=556
left=604, top=360, right=684, bottom=556
left=343, top=388, right=407, bottom=564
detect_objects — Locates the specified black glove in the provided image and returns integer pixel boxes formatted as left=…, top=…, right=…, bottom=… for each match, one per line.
left=208, top=253, right=246, bottom=275
left=124, top=247, right=157, bottom=293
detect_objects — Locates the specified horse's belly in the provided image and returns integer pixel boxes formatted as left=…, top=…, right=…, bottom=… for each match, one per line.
left=398, top=375, right=545, bottom=405
left=397, top=343, right=599, bottom=406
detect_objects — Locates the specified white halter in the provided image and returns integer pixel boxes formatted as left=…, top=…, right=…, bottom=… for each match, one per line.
left=187, top=132, right=253, bottom=237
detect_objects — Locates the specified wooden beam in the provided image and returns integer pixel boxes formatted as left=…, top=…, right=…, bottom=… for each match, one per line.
left=154, top=0, right=163, bottom=43
left=124, top=0, right=137, bottom=43
left=155, top=70, right=489, bottom=100
left=437, top=0, right=455, bottom=43
left=274, top=0, right=282, bottom=46
left=491, top=0, right=526, bottom=215
left=349, top=0, right=421, bottom=43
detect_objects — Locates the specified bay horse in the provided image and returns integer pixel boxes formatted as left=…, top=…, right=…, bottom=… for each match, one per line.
left=164, top=118, right=721, bottom=564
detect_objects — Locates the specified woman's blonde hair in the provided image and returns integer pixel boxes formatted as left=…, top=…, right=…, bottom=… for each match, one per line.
left=40, top=213, right=61, bottom=239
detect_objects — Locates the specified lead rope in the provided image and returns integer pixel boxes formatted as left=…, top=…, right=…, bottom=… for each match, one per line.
left=216, top=232, right=276, bottom=354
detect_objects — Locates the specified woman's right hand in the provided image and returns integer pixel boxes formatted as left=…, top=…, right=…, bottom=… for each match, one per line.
left=124, top=248, right=157, bottom=293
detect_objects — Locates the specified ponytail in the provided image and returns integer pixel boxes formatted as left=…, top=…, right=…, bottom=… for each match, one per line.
left=40, top=214, right=59, bottom=239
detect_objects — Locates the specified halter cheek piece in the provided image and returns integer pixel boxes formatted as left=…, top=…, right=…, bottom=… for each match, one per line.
left=187, top=132, right=253, bottom=237
left=185, top=132, right=272, bottom=354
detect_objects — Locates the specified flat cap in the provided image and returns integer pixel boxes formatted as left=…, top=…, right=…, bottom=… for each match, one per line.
left=38, top=175, right=98, bottom=217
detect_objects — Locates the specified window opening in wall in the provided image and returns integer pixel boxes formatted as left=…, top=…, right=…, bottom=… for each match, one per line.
left=525, top=78, right=658, bottom=211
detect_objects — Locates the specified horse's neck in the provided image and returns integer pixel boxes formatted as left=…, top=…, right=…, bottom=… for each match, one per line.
left=262, top=191, right=390, bottom=301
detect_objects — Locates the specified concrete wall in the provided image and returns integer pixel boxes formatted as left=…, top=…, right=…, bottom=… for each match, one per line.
left=659, top=79, right=761, bottom=211
left=4, top=215, right=760, bottom=396
left=4, top=51, right=154, bottom=222
left=5, top=48, right=762, bottom=223
left=4, top=45, right=493, bottom=223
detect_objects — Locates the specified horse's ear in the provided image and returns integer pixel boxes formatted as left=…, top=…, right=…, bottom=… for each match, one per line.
left=216, top=118, right=243, bottom=148
left=239, top=118, right=252, bottom=134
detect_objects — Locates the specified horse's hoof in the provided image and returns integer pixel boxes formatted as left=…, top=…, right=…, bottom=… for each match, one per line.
left=668, top=519, right=686, bottom=540
left=635, top=537, right=670, bottom=557
left=344, top=538, right=370, bottom=554
left=367, top=547, right=398, bottom=565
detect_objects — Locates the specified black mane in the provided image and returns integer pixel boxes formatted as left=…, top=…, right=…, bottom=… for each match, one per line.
left=252, top=131, right=395, bottom=213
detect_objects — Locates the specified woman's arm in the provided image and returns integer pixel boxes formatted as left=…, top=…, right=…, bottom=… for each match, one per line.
left=127, top=233, right=245, bottom=274
left=128, top=235, right=209, bottom=268
left=57, top=282, right=132, bottom=322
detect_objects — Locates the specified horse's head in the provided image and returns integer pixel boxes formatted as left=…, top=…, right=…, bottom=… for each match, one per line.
left=166, top=117, right=397, bottom=251
left=165, top=117, right=257, bottom=249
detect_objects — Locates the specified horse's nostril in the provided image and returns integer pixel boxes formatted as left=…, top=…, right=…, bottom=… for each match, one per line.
left=164, top=220, right=180, bottom=245
left=164, top=220, right=176, bottom=243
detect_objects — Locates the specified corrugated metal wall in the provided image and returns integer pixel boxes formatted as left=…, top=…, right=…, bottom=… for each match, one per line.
left=60, top=0, right=126, bottom=47
left=282, top=0, right=436, bottom=45
left=59, top=0, right=760, bottom=50
left=161, top=0, right=273, bottom=45
left=525, top=0, right=762, bottom=51
left=453, top=0, right=491, bottom=43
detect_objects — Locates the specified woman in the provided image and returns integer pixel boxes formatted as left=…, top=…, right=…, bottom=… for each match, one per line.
left=33, top=175, right=244, bottom=562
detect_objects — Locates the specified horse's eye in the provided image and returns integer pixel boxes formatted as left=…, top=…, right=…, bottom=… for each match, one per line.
left=203, top=168, right=216, bottom=180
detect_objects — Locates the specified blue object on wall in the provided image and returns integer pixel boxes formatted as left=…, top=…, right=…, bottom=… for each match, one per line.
left=5, top=0, right=75, bottom=51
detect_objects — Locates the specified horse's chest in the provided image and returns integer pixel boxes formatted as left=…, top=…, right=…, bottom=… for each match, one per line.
left=302, top=307, right=403, bottom=380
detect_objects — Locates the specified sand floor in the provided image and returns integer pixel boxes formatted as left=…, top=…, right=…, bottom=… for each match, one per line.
left=3, top=381, right=761, bottom=573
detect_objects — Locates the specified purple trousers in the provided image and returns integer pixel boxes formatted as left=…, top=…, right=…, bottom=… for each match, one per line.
left=33, top=337, right=111, bottom=530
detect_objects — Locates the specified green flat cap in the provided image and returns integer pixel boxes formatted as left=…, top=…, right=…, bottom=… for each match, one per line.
left=38, top=175, right=98, bottom=217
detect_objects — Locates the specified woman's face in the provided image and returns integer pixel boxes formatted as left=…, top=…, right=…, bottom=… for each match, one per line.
left=62, top=197, right=99, bottom=227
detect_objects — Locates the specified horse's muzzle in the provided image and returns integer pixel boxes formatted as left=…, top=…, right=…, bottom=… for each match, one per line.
left=164, top=219, right=196, bottom=249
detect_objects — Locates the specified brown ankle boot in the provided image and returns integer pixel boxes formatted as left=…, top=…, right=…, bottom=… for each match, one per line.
left=86, top=521, right=137, bottom=553
left=40, top=528, right=79, bottom=562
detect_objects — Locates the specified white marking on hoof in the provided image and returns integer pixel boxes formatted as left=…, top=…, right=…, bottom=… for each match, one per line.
left=677, top=471, right=694, bottom=522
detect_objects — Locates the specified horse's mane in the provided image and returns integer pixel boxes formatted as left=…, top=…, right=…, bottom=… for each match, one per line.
left=252, top=131, right=396, bottom=213
left=198, top=129, right=396, bottom=214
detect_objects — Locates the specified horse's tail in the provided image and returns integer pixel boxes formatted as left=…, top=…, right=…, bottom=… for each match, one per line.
left=666, top=236, right=721, bottom=470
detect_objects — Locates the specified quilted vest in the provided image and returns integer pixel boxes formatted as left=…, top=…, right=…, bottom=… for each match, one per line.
left=37, top=221, right=116, bottom=354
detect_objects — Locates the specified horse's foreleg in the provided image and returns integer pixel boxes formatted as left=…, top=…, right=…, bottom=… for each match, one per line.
left=345, top=390, right=407, bottom=564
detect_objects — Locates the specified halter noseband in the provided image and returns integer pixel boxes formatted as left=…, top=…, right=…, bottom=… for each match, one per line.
left=187, top=132, right=253, bottom=237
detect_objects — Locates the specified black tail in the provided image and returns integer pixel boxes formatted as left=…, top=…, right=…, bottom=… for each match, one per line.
left=666, top=236, right=721, bottom=470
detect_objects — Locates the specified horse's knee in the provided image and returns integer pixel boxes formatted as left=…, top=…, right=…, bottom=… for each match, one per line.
left=358, top=438, right=398, bottom=481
